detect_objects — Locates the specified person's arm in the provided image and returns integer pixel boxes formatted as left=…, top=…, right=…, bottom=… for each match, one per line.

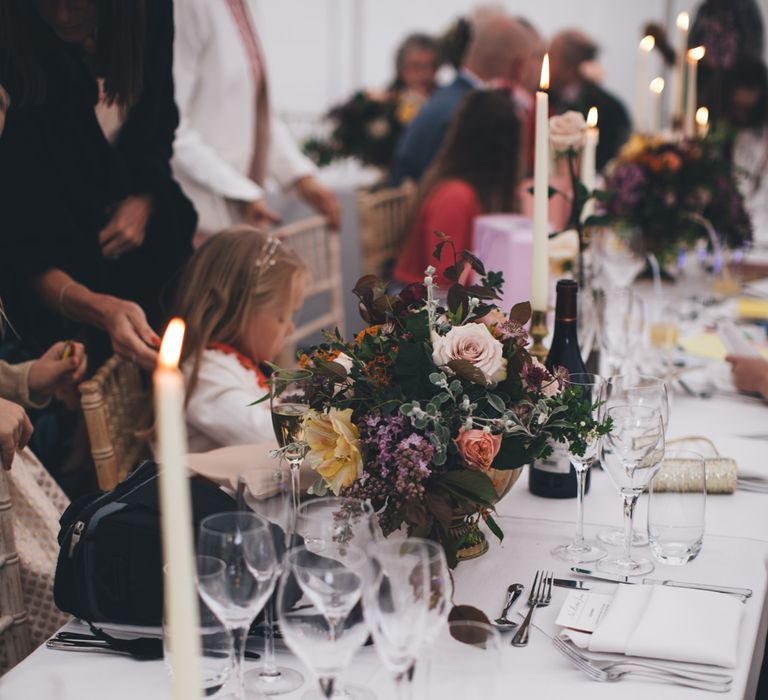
left=726, top=356, right=768, bottom=400
left=34, top=269, right=160, bottom=369
left=0, top=398, right=33, bottom=470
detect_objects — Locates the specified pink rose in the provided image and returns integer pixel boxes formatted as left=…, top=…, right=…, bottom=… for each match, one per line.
left=432, top=324, right=506, bottom=383
left=455, top=428, right=503, bottom=472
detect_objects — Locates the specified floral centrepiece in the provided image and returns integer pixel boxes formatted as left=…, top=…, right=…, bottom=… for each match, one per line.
left=603, top=133, right=752, bottom=262
left=291, top=243, right=609, bottom=566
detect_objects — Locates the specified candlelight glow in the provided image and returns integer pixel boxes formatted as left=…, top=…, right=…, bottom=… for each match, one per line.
left=586, top=106, right=598, bottom=128
left=159, top=318, right=185, bottom=369
left=696, top=106, right=709, bottom=127
left=688, top=46, right=706, bottom=62
left=677, top=12, right=690, bottom=31
left=539, top=53, right=549, bottom=90
left=650, top=77, right=665, bottom=95
left=640, top=35, right=655, bottom=52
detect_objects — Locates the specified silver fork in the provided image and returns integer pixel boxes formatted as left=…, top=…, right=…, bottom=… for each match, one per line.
left=511, top=570, right=552, bottom=647
left=552, top=636, right=733, bottom=685
left=553, top=638, right=732, bottom=692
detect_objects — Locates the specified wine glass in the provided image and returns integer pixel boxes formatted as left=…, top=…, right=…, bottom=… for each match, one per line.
left=598, top=405, right=665, bottom=576
left=598, top=374, right=669, bottom=547
left=197, top=513, right=278, bottom=700
left=296, top=497, right=381, bottom=557
left=244, top=469, right=304, bottom=695
left=551, top=373, right=606, bottom=563
left=363, top=539, right=433, bottom=700
left=270, top=369, right=313, bottom=520
left=600, top=287, right=645, bottom=376
left=278, top=544, right=372, bottom=700
left=648, top=301, right=680, bottom=383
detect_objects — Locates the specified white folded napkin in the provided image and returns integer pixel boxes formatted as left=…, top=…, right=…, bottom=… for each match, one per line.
left=564, top=585, right=743, bottom=668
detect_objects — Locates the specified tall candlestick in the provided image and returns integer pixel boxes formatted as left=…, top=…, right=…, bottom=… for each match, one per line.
left=531, top=53, right=549, bottom=312
left=685, top=46, right=705, bottom=137
left=649, top=77, right=665, bottom=133
left=634, top=35, right=655, bottom=132
left=696, top=106, right=709, bottom=138
left=672, top=12, right=690, bottom=124
left=154, top=318, right=203, bottom=700
left=580, top=106, right=599, bottom=224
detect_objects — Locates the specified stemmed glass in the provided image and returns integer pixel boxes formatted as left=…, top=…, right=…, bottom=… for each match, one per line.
left=278, top=544, right=371, bottom=700
left=270, top=369, right=313, bottom=520
left=598, top=405, right=665, bottom=576
left=600, top=287, right=645, bottom=376
left=598, top=374, right=669, bottom=547
left=363, top=539, right=433, bottom=700
left=244, top=469, right=304, bottom=695
left=197, top=512, right=277, bottom=700
left=296, top=497, right=381, bottom=557
left=551, top=373, right=606, bottom=563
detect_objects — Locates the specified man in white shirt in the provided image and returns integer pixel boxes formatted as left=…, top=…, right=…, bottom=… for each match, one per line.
left=172, top=0, right=340, bottom=236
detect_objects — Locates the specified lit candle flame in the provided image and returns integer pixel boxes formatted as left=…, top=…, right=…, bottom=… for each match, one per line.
left=650, top=77, right=665, bottom=95
left=677, top=12, right=690, bottom=31
left=640, top=35, right=655, bottom=52
left=586, top=106, right=598, bottom=128
left=539, top=53, right=549, bottom=90
left=695, top=106, right=709, bottom=127
left=159, top=318, right=185, bottom=370
left=687, top=46, right=706, bottom=62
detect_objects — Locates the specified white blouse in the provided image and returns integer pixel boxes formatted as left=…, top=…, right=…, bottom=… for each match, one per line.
left=733, top=127, right=768, bottom=247
left=182, top=349, right=274, bottom=453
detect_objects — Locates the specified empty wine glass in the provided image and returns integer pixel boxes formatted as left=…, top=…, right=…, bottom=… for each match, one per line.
left=599, top=287, right=645, bottom=376
left=598, top=374, right=669, bottom=547
left=244, top=469, right=304, bottom=695
left=551, top=373, right=606, bottom=563
left=363, top=539, right=433, bottom=700
left=278, top=544, right=372, bottom=700
left=270, top=369, right=313, bottom=519
left=197, top=513, right=277, bottom=700
left=592, top=228, right=647, bottom=290
left=598, top=405, right=665, bottom=576
left=296, top=497, right=381, bottom=557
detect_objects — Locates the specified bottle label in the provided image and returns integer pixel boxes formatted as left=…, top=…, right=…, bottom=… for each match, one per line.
left=536, top=442, right=572, bottom=474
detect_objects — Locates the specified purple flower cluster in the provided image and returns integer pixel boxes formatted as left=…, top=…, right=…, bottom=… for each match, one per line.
left=606, top=164, right=647, bottom=218
left=495, top=319, right=529, bottom=347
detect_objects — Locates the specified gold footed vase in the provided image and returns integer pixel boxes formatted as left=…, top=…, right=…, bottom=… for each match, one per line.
left=450, top=466, right=523, bottom=561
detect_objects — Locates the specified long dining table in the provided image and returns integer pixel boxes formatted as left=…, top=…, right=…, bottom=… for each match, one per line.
left=1, top=383, right=765, bottom=700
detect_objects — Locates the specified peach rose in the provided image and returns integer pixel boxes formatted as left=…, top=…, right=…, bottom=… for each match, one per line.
left=432, top=324, right=506, bottom=383
left=455, top=428, right=503, bottom=472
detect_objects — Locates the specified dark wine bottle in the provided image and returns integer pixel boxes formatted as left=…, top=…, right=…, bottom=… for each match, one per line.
left=528, top=279, right=591, bottom=498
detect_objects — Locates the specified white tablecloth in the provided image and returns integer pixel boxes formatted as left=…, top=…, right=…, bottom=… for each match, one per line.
left=1, top=392, right=766, bottom=699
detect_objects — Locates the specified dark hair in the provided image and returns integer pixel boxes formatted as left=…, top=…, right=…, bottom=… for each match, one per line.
left=0, top=0, right=146, bottom=108
left=390, top=33, right=440, bottom=91
left=724, top=59, right=768, bottom=127
left=410, top=90, right=522, bottom=224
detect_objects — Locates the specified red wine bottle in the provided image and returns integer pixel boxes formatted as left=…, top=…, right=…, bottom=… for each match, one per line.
left=528, top=279, right=591, bottom=498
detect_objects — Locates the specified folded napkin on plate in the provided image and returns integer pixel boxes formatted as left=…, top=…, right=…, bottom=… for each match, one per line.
left=563, top=585, right=743, bottom=667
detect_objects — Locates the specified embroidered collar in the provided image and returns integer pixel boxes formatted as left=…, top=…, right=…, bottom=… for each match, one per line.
left=208, top=342, right=269, bottom=389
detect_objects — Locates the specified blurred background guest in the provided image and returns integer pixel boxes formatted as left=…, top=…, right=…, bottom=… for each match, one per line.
left=548, top=30, right=630, bottom=170
left=392, top=11, right=534, bottom=184
left=172, top=0, right=340, bottom=239
left=726, top=356, right=768, bottom=400
left=393, top=90, right=521, bottom=286
left=389, top=33, right=440, bottom=102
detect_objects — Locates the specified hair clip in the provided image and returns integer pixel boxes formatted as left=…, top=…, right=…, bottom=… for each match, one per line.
left=255, top=236, right=281, bottom=270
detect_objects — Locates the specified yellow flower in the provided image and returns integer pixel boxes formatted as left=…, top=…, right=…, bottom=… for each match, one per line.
left=304, top=409, right=363, bottom=495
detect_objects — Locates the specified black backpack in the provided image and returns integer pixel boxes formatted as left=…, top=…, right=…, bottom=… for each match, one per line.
left=54, top=460, right=236, bottom=626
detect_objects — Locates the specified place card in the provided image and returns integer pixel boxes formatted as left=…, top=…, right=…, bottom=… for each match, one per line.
left=555, top=590, right=613, bottom=633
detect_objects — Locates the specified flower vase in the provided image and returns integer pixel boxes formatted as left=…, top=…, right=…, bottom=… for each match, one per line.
left=450, top=467, right=523, bottom=561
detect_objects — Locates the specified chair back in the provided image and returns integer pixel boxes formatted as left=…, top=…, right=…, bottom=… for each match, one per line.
left=274, top=216, right=344, bottom=365
left=0, top=469, right=32, bottom=673
left=358, top=181, right=416, bottom=279
left=79, top=356, right=153, bottom=491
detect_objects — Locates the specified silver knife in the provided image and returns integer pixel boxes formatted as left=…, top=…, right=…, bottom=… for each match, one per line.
left=553, top=578, right=591, bottom=590
left=571, top=568, right=752, bottom=599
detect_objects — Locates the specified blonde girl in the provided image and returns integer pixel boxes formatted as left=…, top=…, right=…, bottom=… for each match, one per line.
left=173, top=227, right=307, bottom=451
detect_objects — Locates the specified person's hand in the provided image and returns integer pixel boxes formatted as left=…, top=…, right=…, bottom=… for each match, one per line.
left=725, top=356, right=768, bottom=400
left=28, top=341, right=88, bottom=408
left=99, top=194, right=153, bottom=260
left=99, top=297, right=161, bottom=370
left=0, top=398, right=33, bottom=470
left=242, top=199, right=282, bottom=229
left=295, top=176, right=341, bottom=230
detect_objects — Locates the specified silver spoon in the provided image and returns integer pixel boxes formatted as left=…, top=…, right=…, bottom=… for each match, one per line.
left=493, top=583, right=524, bottom=628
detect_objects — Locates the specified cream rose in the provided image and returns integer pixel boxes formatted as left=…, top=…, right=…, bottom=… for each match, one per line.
left=432, top=324, right=506, bottom=383
left=455, top=428, right=503, bottom=472
left=549, top=111, right=587, bottom=153
left=304, top=408, right=363, bottom=495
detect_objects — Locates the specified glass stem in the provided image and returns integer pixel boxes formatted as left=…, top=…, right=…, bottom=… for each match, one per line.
left=622, top=493, right=639, bottom=563
left=394, top=670, right=414, bottom=700
left=261, top=598, right=279, bottom=677
left=231, top=625, right=248, bottom=700
left=573, top=464, right=587, bottom=547
left=289, top=459, right=301, bottom=522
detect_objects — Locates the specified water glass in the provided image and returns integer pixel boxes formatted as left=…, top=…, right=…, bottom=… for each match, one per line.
left=648, top=450, right=706, bottom=565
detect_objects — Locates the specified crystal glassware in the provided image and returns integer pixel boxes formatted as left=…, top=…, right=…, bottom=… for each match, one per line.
left=296, top=497, right=380, bottom=557
left=600, top=287, right=645, bottom=376
left=551, top=373, right=606, bottom=563
left=197, top=513, right=277, bottom=700
left=598, top=405, right=665, bottom=576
